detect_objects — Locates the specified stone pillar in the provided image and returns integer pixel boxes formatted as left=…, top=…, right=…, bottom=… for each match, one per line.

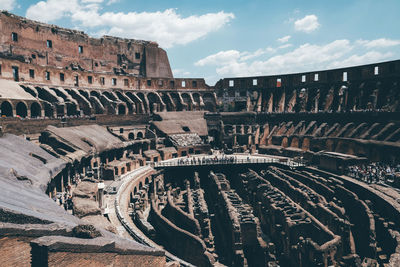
left=98, top=182, right=105, bottom=210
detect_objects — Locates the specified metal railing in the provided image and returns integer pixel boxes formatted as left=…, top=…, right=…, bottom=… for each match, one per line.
left=151, top=156, right=304, bottom=168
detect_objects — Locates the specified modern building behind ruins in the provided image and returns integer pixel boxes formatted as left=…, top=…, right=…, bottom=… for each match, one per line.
left=1, top=10, right=400, bottom=267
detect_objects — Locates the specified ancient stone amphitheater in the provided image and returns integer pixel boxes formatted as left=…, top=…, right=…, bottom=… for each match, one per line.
left=1, top=11, right=400, bottom=267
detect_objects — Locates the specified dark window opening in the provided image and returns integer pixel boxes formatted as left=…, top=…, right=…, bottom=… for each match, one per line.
left=147, top=80, right=151, bottom=86
left=0, top=65, right=2, bottom=75
left=45, top=71, right=50, bottom=81
left=181, top=151, right=187, bottom=156
left=46, top=40, right=52, bottom=48
left=120, top=128, right=124, bottom=133
left=29, top=69, right=35, bottom=78
left=112, top=78, right=117, bottom=86
left=135, top=52, right=140, bottom=59
left=78, top=45, right=83, bottom=54
left=11, top=32, right=18, bottom=42
left=94, top=62, right=98, bottom=67
left=192, top=81, right=197, bottom=88
left=88, top=76, right=93, bottom=84
left=170, top=80, right=175, bottom=88
left=182, top=126, right=190, bottom=132
left=31, top=54, right=36, bottom=59
left=60, top=73, right=64, bottom=82
left=100, top=77, right=105, bottom=85
left=12, top=66, right=19, bottom=81
left=189, top=148, right=194, bottom=154
left=74, top=75, right=79, bottom=86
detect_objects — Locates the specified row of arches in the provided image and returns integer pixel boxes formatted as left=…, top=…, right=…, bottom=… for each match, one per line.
left=128, top=131, right=144, bottom=140
left=13, top=83, right=218, bottom=119
left=0, top=101, right=42, bottom=118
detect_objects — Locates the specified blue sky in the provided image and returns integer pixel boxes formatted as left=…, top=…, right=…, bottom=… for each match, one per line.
left=1, top=0, right=400, bottom=84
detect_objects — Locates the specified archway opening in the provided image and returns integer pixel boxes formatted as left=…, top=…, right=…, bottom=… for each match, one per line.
left=30, top=102, right=41, bottom=118
left=118, top=104, right=126, bottom=115
left=136, top=132, right=144, bottom=139
left=1, top=101, right=13, bottom=117
left=16, top=102, right=27, bottom=118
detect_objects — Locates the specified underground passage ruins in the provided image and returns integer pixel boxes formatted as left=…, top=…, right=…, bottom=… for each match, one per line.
left=1, top=10, right=400, bottom=267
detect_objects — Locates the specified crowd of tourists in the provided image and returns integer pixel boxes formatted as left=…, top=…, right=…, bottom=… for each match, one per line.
left=346, top=162, right=400, bottom=184
left=53, top=192, right=73, bottom=211
left=177, top=155, right=239, bottom=165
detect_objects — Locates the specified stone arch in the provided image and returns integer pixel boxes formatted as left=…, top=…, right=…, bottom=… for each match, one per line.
left=118, top=104, right=126, bottom=115
left=170, top=93, right=183, bottom=111
left=30, top=102, right=42, bottom=118
left=1, top=101, right=13, bottom=117
left=89, top=91, right=105, bottom=114
left=43, top=102, right=54, bottom=118
left=128, top=132, right=135, bottom=140
left=16, top=102, right=28, bottom=118
left=203, top=93, right=216, bottom=112
left=281, top=137, right=289, bottom=148
left=326, top=139, right=335, bottom=151
left=192, top=93, right=201, bottom=106
left=66, top=102, right=77, bottom=116
left=103, top=91, right=117, bottom=101
left=290, top=137, right=299, bottom=148
left=125, top=92, right=143, bottom=114
left=181, top=93, right=192, bottom=110
left=302, top=137, right=310, bottom=151
left=136, top=93, right=148, bottom=113
left=116, top=91, right=133, bottom=114
left=136, top=132, right=144, bottom=139
left=161, top=93, right=174, bottom=111
left=147, top=92, right=162, bottom=113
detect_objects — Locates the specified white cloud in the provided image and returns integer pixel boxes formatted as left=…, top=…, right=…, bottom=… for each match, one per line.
left=278, top=44, right=293, bottom=49
left=294, top=14, right=320, bottom=33
left=328, top=51, right=393, bottom=69
left=25, top=1, right=234, bottom=48
left=173, top=68, right=191, bottom=76
left=81, top=0, right=103, bottom=3
left=357, top=38, right=400, bottom=48
left=106, top=0, right=119, bottom=5
left=195, top=38, right=397, bottom=80
left=195, top=50, right=241, bottom=67
left=0, top=0, right=16, bottom=10
left=277, top=35, right=291, bottom=43
left=26, top=0, right=80, bottom=22
left=195, top=47, right=276, bottom=67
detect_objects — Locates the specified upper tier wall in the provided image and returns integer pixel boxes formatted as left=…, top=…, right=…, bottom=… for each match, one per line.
left=0, top=11, right=172, bottom=78
left=215, top=60, right=400, bottom=89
